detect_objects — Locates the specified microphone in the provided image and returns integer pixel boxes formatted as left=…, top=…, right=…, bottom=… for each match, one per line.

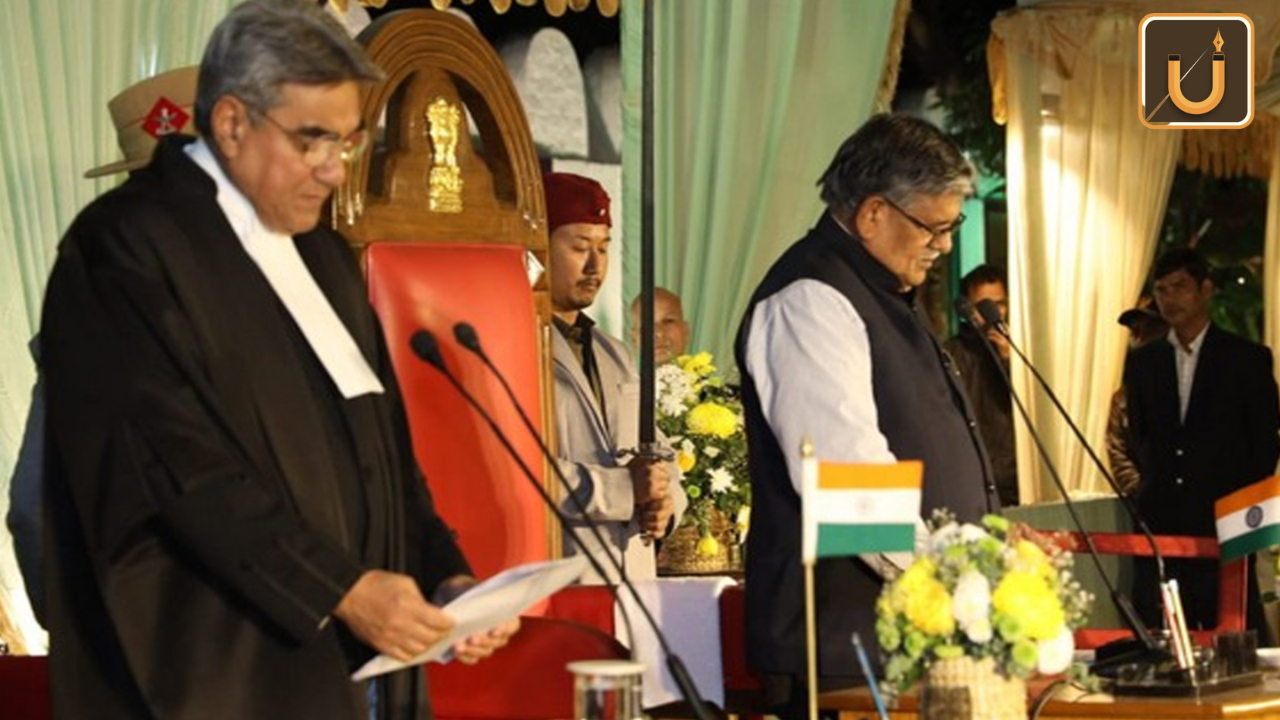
left=450, top=322, right=715, bottom=720
left=955, top=298, right=1166, bottom=671
left=413, top=327, right=715, bottom=720
left=974, top=299, right=1170, bottom=589
left=408, top=329, right=641, bottom=650
left=407, top=330, right=621, bottom=590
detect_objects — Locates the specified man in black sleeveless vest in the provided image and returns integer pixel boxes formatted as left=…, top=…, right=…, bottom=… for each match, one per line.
left=734, top=114, right=999, bottom=719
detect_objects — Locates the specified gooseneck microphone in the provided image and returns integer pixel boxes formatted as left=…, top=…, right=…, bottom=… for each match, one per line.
left=408, top=330, right=624, bottom=594
left=412, top=327, right=715, bottom=720
left=973, top=298, right=1168, bottom=585
left=956, top=298, right=1165, bottom=669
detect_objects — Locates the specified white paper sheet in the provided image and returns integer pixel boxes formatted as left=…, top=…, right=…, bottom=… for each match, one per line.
left=352, top=554, right=589, bottom=681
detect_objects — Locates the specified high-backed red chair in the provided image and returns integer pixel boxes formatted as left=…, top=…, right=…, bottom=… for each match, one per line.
left=348, top=11, right=625, bottom=718
left=1053, top=532, right=1246, bottom=648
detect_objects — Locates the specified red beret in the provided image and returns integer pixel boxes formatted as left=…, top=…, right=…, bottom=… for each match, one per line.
left=543, top=172, right=611, bottom=232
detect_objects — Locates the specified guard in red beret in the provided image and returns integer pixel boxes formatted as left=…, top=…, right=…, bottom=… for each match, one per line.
left=543, top=171, right=687, bottom=582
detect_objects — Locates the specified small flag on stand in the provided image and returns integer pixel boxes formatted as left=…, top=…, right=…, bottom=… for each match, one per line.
left=1215, top=475, right=1280, bottom=562
left=800, top=453, right=923, bottom=563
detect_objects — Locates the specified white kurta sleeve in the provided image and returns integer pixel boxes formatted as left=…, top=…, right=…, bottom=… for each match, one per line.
left=743, top=279, right=916, bottom=576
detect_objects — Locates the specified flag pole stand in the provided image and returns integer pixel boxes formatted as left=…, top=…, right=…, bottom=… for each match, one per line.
left=804, top=559, right=819, bottom=720
left=801, top=439, right=819, bottom=720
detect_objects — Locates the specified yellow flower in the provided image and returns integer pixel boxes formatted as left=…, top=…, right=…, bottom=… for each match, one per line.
left=680, top=352, right=716, bottom=377
left=696, top=535, right=721, bottom=557
left=890, top=558, right=936, bottom=613
left=677, top=450, right=697, bottom=473
left=687, top=402, right=738, bottom=439
left=904, top=577, right=955, bottom=637
left=1012, top=540, right=1055, bottom=581
left=992, top=571, right=1064, bottom=640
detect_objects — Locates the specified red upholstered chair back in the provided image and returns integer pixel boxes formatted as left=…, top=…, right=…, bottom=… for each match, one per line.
left=367, top=242, right=551, bottom=580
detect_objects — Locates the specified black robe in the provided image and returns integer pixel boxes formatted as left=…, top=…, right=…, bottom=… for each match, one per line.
left=40, top=136, right=469, bottom=720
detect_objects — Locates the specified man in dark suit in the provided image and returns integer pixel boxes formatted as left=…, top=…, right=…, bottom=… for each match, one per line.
left=1125, top=247, right=1280, bottom=636
left=944, top=264, right=1018, bottom=506
left=39, top=3, right=514, bottom=718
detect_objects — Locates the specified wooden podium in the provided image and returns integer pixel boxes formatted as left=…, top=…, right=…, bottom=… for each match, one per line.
left=820, top=678, right=1280, bottom=719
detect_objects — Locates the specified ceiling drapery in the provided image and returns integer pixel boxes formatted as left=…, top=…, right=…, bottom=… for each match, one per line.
left=332, top=0, right=619, bottom=17
left=987, top=0, right=1280, bottom=180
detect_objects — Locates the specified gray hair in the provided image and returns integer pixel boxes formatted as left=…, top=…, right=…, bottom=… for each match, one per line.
left=194, top=0, right=383, bottom=136
left=817, top=114, right=974, bottom=216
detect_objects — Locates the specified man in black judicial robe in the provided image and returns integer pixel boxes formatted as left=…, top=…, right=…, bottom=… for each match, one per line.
left=38, top=3, right=514, bottom=719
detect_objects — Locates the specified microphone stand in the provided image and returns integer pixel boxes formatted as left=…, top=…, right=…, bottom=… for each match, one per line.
left=974, top=299, right=1168, bottom=585
left=412, top=328, right=716, bottom=720
left=407, top=330, right=637, bottom=648
left=955, top=299, right=1169, bottom=674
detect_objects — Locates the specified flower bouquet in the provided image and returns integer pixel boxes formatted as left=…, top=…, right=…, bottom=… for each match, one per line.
left=654, top=352, right=750, bottom=571
left=876, top=513, right=1093, bottom=716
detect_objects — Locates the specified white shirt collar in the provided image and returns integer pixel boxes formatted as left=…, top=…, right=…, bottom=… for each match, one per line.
left=185, top=138, right=262, bottom=242
left=1169, top=323, right=1209, bottom=355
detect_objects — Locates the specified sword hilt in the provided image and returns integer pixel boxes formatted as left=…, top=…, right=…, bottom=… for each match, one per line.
left=616, top=443, right=676, bottom=544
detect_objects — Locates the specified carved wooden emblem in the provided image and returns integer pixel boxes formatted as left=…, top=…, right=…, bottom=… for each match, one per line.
left=426, top=97, right=463, bottom=213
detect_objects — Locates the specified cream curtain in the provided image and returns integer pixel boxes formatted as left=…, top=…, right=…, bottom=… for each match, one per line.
left=994, top=8, right=1182, bottom=503
left=0, top=0, right=239, bottom=654
left=1265, top=117, right=1280, bottom=390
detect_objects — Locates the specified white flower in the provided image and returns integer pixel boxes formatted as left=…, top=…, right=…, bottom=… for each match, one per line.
left=958, top=523, right=990, bottom=544
left=659, top=391, right=689, bottom=418
left=965, top=619, right=993, bottom=643
left=656, top=364, right=698, bottom=417
left=1037, top=626, right=1075, bottom=675
left=703, top=445, right=722, bottom=458
left=951, top=570, right=992, bottom=642
left=708, top=467, right=735, bottom=494
left=680, top=438, right=696, bottom=456
left=929, top=521, right=959, bottom=551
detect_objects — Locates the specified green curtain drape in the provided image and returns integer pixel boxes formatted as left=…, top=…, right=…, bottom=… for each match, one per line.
left=621, top=0, right=900, bottom=368
left=0, top=0, right=239, bottom=652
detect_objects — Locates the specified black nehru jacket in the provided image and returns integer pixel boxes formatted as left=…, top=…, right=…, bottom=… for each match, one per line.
left=734, top=212, right=999, bottom=681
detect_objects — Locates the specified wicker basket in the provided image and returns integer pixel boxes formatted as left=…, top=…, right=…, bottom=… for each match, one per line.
left=656, top=507, right=742, bottom=575
left=920, top=656, right=1027, bottom=720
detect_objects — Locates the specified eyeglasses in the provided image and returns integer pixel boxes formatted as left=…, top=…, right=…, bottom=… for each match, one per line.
left=255, top=110, right=369, bottom=168
left=880, top=196, right=966, bottom=243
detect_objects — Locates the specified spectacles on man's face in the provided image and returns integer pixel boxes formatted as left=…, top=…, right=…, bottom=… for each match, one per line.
left=255, top=110, right=369, bottom=168
left=880, top=195, right=966, bottom=243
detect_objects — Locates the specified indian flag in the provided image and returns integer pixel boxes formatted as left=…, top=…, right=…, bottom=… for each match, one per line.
left=800, top=455, right=923, bottom=564
left=1215, top=476, right=1280, bottom=562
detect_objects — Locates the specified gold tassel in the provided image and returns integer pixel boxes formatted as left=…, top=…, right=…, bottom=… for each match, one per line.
left=874, top=0, right=913, bottom=114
